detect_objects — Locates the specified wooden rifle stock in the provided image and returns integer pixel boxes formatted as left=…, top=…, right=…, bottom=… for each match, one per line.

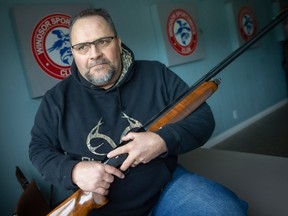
left=48, top=189, right=108, bottom=216
left=47, top=9, right=288, bottom=216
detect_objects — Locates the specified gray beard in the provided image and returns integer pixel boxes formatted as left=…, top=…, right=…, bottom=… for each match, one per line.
left=85, top=66, right=115, bottom=86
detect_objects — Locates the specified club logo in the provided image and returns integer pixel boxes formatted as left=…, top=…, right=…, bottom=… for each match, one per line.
left=238, top=7, right=257, bottom=41
left=31, top=14, right=72, bottom=80
left=167, top=9, right=198, bottom=56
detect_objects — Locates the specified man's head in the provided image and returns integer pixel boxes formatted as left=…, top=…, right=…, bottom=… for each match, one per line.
left=70, top=8, right=122, bottom=89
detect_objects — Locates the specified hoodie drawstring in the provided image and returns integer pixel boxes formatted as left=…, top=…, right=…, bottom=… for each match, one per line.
left=117, top=87, right=125, bottom=111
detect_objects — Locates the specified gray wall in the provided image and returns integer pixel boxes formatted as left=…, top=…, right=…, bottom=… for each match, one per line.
left=0, top=0, right=287, bottom=214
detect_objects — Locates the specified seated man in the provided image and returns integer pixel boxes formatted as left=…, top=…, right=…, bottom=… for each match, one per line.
left=29, top=8, right=248, bottom=216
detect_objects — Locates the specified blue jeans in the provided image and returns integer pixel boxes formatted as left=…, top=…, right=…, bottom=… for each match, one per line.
left=149, top=165, right=248, bottom=216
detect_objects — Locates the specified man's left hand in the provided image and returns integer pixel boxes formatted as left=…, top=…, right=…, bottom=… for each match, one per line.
left=106, top=131, right=167, bottom=171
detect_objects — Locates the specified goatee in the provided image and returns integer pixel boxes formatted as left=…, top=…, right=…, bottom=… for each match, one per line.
left=85, top=59, right=116, bottom=86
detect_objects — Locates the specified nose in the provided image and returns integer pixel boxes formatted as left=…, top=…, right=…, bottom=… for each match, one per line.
left=89, top=44, right=102, bottom=58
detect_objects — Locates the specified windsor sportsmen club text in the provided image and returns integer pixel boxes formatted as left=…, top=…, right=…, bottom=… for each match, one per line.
left=32, top=14, right=72, bottom=80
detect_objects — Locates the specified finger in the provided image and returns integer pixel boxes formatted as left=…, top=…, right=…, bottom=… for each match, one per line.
left=94, top=187, right=109, bottom=195
left=131, top=161, right=138, bottom=167
left=104, top=164, right=125, bottom=179
left=119, top=155, right=135, bottom=171
left=92, top=192, right=109, bottom=204
left=107, top=145, right=130, bottom=158
left=95, top=180, right=110, bottom=190
left=107, top=133, right=136, bottom=158
left=101, top=173, right=114, bottom=184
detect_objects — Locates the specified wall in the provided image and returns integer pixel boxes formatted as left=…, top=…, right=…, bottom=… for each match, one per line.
left=0, top=0, right=287, bottom=214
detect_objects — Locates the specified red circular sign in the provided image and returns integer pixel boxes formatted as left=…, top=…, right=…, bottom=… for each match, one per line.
left=31, top=14, right=72, bottom=80
left=238, top=7, right=257, bottom=41
left=167, top=9, right=198, bottom=56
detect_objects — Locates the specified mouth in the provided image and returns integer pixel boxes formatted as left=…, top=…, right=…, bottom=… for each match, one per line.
left=88, top=59, right=109, bottom=71
left=90, top=64, right=109, bottom=74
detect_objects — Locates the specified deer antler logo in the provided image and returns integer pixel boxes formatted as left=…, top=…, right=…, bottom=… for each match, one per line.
left=86, top=118, right=117, bottom=156
left=121, top=112, right=143, bottom=139
left=86, top=113, right=143, bottom=156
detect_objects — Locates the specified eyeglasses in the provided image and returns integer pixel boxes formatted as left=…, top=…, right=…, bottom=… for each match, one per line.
left=71, top=36, right=117, bottom=55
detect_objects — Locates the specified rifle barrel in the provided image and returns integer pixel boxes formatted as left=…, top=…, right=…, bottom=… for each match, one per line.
left=193, top=8, right=288, bottom=89
left=144, top=9, right=288, bottom=129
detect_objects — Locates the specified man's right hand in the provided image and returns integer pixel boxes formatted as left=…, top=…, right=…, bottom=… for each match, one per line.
left=72, top=161, right=125, bottom=195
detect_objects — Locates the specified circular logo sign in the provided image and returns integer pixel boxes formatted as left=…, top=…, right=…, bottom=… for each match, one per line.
left=167, top=9, right=198, bottom=56
left=238, top=7, right=257, bottom=41
left=31, top=14, right=73, bottom=80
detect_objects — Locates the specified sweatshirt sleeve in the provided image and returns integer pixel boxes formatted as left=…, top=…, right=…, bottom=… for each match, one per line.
left=29, top=94, right=79, bottom=190
left=155, top=64, right=215, bottom=155
left=156, top=102, right=215, bottom=155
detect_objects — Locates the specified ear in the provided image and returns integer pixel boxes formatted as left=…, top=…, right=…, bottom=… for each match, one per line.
left=117, top=37, right=122, bottom=54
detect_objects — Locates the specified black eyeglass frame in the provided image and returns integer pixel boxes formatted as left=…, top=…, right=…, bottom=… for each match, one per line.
left=71, top=35, right=117, bottom=53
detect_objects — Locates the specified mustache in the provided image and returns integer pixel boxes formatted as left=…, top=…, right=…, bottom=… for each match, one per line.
left=88, top=58, right=110, bottom=69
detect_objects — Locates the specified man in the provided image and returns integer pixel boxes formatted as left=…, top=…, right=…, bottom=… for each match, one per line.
left=29, top=8, right=247, bottom=216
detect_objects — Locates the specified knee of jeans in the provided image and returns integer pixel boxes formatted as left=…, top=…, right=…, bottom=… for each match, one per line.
left=156, top=169, right=248, bottom=216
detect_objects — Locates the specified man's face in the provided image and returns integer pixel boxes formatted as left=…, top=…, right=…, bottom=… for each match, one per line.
left=70, top=15, right=122, bottom=89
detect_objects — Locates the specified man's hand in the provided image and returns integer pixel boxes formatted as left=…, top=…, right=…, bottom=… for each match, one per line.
left=107, top=131, right=167, bottom=171
left=72, top=161, right=125, bottom=195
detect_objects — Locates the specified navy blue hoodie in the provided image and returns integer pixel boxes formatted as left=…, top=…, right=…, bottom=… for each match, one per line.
left=29, top=44, right=215, bottom=215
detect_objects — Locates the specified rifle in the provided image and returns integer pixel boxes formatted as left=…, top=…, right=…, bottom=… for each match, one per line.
left=48, top=9, right=288, bottom=216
